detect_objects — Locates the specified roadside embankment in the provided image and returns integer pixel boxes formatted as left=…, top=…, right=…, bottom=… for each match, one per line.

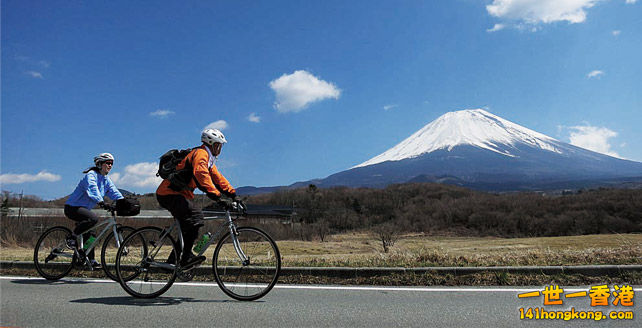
left=2, top=261, right=641, bottom=286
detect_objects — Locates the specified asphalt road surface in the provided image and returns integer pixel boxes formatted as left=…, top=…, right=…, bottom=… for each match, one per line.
left=1, top=276, right=639, bottom=327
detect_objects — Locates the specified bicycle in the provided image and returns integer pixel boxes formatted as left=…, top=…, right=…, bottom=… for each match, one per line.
left=33, top=205, right=135, bottom=281
left=115, top=201, right=281, bottom=301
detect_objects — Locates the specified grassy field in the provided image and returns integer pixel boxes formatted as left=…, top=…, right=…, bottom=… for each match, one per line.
left=277, top=232, right=642, bottom=267
left=2, top=232, right=640, bottom=267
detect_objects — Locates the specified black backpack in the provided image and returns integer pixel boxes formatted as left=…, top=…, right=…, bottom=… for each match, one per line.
left=156, top=148, right=194, bottom=191
left=116, top=195, right=141, bottom=216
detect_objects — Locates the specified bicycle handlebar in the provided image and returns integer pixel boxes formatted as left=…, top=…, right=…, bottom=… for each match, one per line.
left=204, top=200, right=247, bottom=215
left=100, top=201, right=117, bottom=215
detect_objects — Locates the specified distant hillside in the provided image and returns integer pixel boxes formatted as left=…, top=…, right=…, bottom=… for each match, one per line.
left=247, top=183, right=642, bottom=238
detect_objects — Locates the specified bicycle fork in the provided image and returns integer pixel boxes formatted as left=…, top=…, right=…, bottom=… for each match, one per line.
left=228, top=217, right=250, bottom=266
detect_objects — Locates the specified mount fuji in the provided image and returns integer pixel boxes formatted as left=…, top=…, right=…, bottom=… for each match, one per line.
left=284, top=109, right=642, bottom=192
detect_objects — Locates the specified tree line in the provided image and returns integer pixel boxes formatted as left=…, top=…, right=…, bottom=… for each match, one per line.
left=3, top=183, right=641, bottom=238
left=246, top=183, right=642, bottom=238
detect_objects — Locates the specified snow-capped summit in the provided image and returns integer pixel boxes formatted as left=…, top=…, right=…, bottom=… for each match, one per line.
left=239, top=108, right=642, bottom=194
left=355, top=109, right=562, bottom=168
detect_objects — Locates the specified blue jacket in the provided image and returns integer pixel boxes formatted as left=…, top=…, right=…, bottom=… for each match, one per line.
left=65, top=170, right=123, bottom=209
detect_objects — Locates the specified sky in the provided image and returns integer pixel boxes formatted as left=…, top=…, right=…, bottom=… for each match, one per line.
left=1, top=0, right=641, bottom=200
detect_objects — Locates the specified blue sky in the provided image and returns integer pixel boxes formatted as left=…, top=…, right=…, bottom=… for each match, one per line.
left=2, top=0, right=641, bottom=200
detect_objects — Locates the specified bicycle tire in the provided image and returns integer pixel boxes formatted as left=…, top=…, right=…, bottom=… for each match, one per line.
left=100, top=225, right=135, bottom=281
left=33, top=226, right=76, bottom=280
left=213, top=227, right=281, bottom=301
left=116, top=226, right=179, bottom=298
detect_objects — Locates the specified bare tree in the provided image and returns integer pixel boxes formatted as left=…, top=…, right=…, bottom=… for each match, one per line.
left=313, top=220, right=330, bottom=242
left=374, top=223, right=398, bottom=253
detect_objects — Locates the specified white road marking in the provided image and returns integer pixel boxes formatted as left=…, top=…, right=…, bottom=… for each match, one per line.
left=2, top=276, right=640, bottom=292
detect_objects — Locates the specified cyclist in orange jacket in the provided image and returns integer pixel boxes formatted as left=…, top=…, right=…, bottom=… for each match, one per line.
left=156, top=128, right=239, bottom=268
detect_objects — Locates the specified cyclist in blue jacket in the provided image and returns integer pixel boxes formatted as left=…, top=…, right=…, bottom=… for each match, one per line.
left=65, top=153, right=124, bottom=268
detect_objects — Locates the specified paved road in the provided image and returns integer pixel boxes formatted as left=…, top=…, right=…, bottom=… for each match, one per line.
left=1, top=276, right=639, bottom=327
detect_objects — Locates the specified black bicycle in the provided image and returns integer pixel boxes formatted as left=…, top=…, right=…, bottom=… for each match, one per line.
left=115, top=201, right=281, bottom=301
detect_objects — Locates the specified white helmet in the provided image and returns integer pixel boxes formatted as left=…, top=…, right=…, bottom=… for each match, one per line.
left=94, top=153, right=115, bottom=166
left=201, top=128, right=227, bottom=145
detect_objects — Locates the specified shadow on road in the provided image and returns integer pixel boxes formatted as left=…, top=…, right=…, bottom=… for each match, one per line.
left=11, top=279, right=91, bottom=285
left=70, top=296, right=245, bottom=306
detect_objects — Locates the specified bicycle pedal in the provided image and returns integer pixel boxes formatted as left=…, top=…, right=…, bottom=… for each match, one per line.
left=176, top=271, right=194, bottom=282
left=73, top=260, right=88, bottom=269
left=180, top=255, right=206, bottom=269
left=44, top=252, right=58, bottom=263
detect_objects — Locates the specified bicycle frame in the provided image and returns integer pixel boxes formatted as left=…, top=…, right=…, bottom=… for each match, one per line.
left=149, top=209, right=248, bottom=271
left=71, top=212, right=122, bottom=263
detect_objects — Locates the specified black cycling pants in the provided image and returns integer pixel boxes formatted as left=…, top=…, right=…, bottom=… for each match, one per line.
left=64, top=205, right=98, bottom=260
left=156, top=194, right=204, bottom=259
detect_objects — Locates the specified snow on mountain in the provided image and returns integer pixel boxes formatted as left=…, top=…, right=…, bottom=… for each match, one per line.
left=240, top=108, right=642, bottom=194
left=355, top=109, right=562, bottom=168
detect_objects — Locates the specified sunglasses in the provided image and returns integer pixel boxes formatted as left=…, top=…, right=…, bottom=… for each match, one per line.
left=103, top=161, right=114, bottom=165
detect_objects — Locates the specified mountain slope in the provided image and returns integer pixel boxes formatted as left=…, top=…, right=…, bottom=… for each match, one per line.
left=298, top=109, right=642, bottom=191
left=240, top=109, right=642, bottom=194
left=356, top=109, right=568, bottom=167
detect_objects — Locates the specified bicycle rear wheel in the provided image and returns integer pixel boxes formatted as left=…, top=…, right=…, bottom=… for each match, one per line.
left=33, top=226, right=76, bottom=280
left=116, top=227, right=179, bottom=298
left=213, top=227, right=281, bottom=301
left=101, top=225, right=135, bottom=281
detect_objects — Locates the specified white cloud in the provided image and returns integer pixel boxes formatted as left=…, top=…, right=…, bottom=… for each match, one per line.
left=383, top=104, right=398, bottom=111
left=269, top=70, right=341, bottom=113
left=149, top=109, right=175, bottom=118
left=0, top=171, right=61, bottom=184
left=16, top=56, right=50, bottom=68
left=109, top=172, right=121, bottom=182
left=626, top=0, right=637, bottom=4
left=204, top=120, right=228, bottom=131
left=26, top=71, right=44, bottom=79
left=587, top=70, right=604, bottom=79
left=612, top=30, right=621, bottom=36
left=568, top=125, right=621, bottom=158
left=110, top=162, right=162, bottom=188
left=487, top=23, right=506, bottom=32
left=248, top=112, right=261, bottom=123
left=486, top=0, right=599, bottom=29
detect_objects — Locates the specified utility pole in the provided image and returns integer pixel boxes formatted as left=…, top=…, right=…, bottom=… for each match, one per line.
left=18, top=191, right=24, bottom=220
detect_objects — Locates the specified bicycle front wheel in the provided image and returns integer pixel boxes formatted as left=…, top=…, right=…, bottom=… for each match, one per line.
left=116, top=227, right=179, bottom=298
left=33, top=226, right=76, bottom=280
left=101, top=225, right=135, bottom=281
left=213, top=227, right=281, bottom=301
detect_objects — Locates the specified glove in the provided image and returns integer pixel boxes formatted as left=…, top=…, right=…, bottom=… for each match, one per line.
left=231, top=194, right=246, bottom=212
left=206, top=193, right=231, bottom=210
left=217, top=198, right=234, bottom=210
left=98, top=201, right=114, bottom=211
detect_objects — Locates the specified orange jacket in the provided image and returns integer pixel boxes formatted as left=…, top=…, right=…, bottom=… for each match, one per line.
left=156, top=145, right=235, bottom=199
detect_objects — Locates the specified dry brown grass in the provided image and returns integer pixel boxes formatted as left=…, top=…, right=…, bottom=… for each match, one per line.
left=3, top=232, right=640, bottom=267
left=276, top=232, right=642, bottom=267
